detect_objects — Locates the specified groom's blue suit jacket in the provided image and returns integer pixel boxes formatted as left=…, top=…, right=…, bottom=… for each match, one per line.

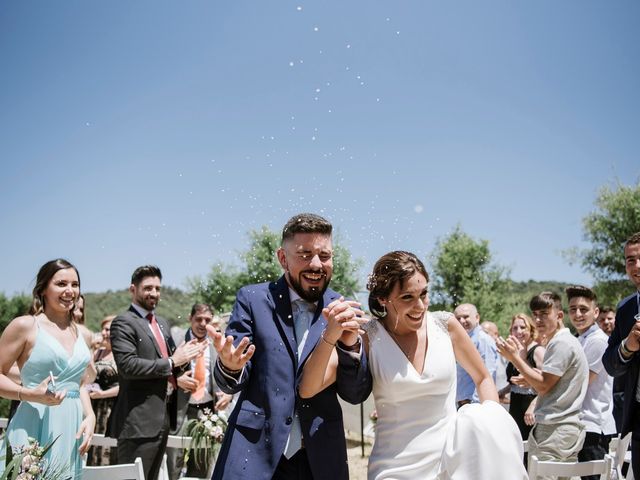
left=212, top=276, right=368, bottom=480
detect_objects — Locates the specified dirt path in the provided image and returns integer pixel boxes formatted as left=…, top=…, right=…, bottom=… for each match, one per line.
left=347, top=438, right=371, bottom=480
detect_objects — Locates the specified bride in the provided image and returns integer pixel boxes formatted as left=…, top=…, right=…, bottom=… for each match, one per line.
left=299, top=251, right=526, bottom=479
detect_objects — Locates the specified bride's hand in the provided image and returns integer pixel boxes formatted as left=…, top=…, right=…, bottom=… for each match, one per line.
left=322, top=298, right=366, bottom=344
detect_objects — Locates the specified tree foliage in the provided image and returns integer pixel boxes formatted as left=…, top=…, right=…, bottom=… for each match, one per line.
left=430, top=225, right=513, bottom=330
left=0, top=293, right=31, bottom=333
left=565, top=180, right=640, bottom=305
left=189, top=226, right=363, bottom=314
left=579, top=181, right=640, bottom=281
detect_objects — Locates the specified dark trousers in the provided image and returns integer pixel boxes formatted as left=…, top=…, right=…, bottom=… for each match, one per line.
left=273, top=449, right=313, bottom=480
left=633, top=403, right=640, bottom=480
left=117, top=415, right=170, bottom=480
left=578, top=431, right=612, bottom=480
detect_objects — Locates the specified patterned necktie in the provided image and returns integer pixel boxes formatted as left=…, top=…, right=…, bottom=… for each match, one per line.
left=192, top=351, right=207, bottom=402
left=146, top=312, right=176, bottom=388
left=283, top=299, right=314, bottom=459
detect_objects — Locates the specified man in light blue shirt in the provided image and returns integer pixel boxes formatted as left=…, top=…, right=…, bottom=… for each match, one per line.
left=455, top=303, right=498, bottom=407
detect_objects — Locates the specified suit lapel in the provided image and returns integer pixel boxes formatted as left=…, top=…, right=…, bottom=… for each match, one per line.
left=129, top=305, right=163, bottom=358
left=270, top=277, right=297, bottom=363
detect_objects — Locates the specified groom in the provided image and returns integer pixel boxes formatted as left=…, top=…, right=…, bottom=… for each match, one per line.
left=208, top=213, right=368, bottom=480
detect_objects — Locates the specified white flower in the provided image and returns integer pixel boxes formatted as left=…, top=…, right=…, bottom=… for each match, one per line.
left=21, top=454, right=37, bottom=471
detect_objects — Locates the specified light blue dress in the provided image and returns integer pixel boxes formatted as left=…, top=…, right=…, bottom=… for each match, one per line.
left=1, top=317, right=91, bottom=479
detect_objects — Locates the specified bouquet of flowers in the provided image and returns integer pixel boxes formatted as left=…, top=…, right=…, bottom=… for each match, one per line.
left=1, top=436, right=67, bottom=480
left=183, top=408, right=228, bottom=470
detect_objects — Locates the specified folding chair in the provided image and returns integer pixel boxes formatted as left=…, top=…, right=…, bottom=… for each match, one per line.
left=528, top=454, right=613, bottom=480
left=612, top=432, right=632, bottom=480
left=81, top=456, right=145, bottom=480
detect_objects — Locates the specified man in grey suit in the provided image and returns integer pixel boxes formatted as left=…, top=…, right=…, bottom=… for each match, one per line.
left=166, top=303, right=233, bottom=479
left=108, top=265, right=205, bottom=480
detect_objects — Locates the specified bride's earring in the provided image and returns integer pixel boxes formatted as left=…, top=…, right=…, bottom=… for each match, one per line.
left=380, top=303, right=387, bottom=317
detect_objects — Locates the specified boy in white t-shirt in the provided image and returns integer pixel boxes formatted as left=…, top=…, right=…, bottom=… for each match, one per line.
left=566, top=285, right=616, bottom=480
left=498, top=291, right=589, bottom=479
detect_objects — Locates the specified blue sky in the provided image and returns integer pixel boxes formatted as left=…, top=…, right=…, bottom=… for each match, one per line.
left=1, top=1, right=638, bottom=296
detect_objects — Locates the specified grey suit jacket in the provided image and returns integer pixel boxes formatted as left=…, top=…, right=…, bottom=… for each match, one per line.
left=107, top=305, right=180, bottom=439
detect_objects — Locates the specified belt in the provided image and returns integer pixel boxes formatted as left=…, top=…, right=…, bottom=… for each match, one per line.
left=187, top=400, right=215, bottom=411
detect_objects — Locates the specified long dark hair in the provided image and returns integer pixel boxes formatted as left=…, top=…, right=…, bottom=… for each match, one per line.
left=29, top=259, right=80, bottom=315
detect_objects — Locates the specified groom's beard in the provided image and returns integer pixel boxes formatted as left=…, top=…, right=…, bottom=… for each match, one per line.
left=287, top=269, right=330, bottom=303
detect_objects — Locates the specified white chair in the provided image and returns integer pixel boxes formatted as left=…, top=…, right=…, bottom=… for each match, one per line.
left=81, top=456, right=145, bottom=480
left=529, top=454, right=613, bottom=480
left=611, top=432, right=632, bottom=480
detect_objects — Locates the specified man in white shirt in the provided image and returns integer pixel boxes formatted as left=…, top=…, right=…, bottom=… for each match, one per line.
left=566, top=286, right=616, bottom=480
left=167, top=303, right=233, bottom=479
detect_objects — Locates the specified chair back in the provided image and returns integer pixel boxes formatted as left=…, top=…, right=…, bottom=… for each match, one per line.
left=528, top=454, right=613, bottom=480
left=81, top=456, right=145, bottom=480
left=612, top=432, right=632, bottom=480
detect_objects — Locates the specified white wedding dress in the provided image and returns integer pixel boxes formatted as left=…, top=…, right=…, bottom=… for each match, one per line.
left=366, top=311, right=527, bottom=480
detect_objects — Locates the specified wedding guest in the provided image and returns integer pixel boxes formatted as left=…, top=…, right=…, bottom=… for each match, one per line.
left=603, top=232, right=640, bottom=479
left=108, top=265, right=204, bottom=480
left=500, top=313, right=545, bottom=440
left=167, top=304, right=232, bottom=479
left=0, top=259, right=95, bottom=479
left=566, top=285, right=615, bottom=480
left=86, top=315, right=119, bottom=466
left=72, top=294, right=86, bottom=325
left=598, top=306, right=625, bottom=432
left=454, top=304, right=498, bottom=407
left=498, top=291, right=588, bottom=476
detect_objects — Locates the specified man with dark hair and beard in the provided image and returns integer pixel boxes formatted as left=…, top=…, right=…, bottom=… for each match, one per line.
left=208, top=213, right=368, bottom=480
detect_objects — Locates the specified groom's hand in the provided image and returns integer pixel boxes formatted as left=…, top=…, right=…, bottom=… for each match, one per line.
left=207, top=325, right=255, bottom=372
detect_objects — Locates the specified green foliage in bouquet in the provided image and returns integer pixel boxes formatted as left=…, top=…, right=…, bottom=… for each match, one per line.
left=184, top=408, right=228, bottom=470
left=1, top=435, right=68, bottom=480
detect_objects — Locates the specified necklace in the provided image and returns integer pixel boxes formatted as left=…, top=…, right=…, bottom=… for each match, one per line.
left=387, top=328, right=417, bottom=361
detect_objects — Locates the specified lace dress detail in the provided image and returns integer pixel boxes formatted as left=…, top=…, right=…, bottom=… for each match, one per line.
left=430, top=311, right=452, bottom=336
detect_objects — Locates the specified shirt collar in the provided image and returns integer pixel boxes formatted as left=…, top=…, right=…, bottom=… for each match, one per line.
left=132, top=303, right=152, bottom=319
left=577, top=323, right=599, bottom=340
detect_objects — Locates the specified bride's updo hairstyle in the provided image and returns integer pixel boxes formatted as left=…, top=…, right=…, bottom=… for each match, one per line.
left=366, top=251, right=429, bottom=319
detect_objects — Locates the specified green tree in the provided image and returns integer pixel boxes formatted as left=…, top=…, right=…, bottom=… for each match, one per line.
left=189, top=227, right=362, bottom=314
left=430, top=225, right=513, bottom=331
left=0, top=292, right=31, bottom=333
left=568, top=180, right=640, bottom=306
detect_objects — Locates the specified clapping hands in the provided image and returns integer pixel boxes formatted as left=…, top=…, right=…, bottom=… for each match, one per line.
left=496, top=335, right=525, bottom=362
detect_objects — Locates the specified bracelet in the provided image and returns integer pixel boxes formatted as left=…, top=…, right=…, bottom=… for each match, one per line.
left=321, top=331, right=336, bottom=347
left=620, top=339, right=635, bottom=359
left=18, top=386, right=23, bottom=401
left=337, top=336, right=361, bottom=352
left=218, top=360, right=242, bottom=376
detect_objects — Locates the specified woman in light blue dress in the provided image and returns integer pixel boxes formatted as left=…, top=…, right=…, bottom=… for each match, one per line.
left=0, top=259, right=95, bottom=479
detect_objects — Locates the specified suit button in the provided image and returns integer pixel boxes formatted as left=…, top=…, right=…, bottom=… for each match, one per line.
left=285, top=416, right=293, bottom=425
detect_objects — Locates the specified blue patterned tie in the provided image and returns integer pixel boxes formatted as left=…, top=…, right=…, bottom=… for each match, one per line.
left=283, top=299, right=314, bottom=458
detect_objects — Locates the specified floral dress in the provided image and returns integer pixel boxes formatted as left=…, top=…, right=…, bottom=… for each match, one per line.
left=86, top=348, right=118, bottom=466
